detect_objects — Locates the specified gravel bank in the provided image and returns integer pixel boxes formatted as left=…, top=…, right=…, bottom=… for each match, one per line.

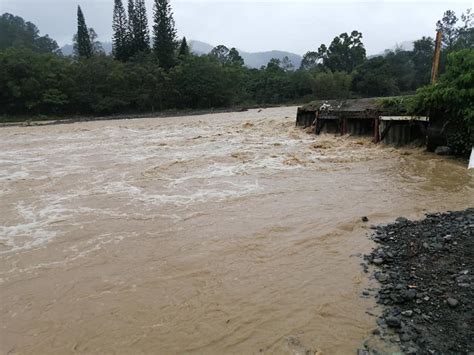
left=363, top=209, right=473, bottom=354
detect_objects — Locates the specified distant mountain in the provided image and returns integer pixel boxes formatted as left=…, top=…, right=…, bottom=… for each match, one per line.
left=61, top=42, right=112, bottom=56
left=189, top=40, right=214, bottom=55
left=190, top=40, right=302, bottom=69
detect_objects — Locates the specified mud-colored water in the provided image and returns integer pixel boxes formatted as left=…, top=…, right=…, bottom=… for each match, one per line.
left=1, top=107, right=472, bottom=354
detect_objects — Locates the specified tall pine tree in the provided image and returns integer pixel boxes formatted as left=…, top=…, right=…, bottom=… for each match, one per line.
left=178, top=36, right=190, bottom=57
left=112, top=0, right=129, bottom=61
left=75, top=6, right=92, bottom=58
left=153, top=0, right=177, bottom=69
left=127, top=0, right=150, bottom=56
left=133, top=0, right=150, bottom=52
left=127, top=0, right=136, bottom=53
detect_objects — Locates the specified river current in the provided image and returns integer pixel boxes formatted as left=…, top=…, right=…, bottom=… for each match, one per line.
left=1, top=107, right=472, bottom=354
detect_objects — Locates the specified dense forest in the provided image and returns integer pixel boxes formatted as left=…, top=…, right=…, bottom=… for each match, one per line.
left=0, top=1, right=472, bottom=119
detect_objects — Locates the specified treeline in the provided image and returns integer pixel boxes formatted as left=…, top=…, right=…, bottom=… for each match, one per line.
left=0, top=4, right=472, bottom=117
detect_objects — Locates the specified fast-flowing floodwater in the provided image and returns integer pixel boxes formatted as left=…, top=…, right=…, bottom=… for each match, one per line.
left=1, top=107, right=472, bottom=354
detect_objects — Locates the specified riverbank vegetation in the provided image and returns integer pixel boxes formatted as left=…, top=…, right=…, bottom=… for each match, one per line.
left=0, top=3, right=472, bottom=125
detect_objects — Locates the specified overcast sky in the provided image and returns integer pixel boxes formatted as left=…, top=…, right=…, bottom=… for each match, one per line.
left=0, top=0, right=471, bottom=55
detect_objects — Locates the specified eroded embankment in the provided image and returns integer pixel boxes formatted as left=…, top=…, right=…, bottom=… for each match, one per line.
left=0, top=107, right=473, bottom=354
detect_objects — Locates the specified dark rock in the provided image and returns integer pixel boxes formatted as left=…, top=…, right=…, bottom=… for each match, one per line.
left=363, top=209, right=474, bottom=354
left=396, top=217, right=409, bottom=223
left=401, top=333, right=412, bottom=342
left=403, top=289, right=417, bottom=300
left=385, top=316, right=402, bottom=328
left=376, top=273, right=389, bottom=282
left=447, top=298, right=459, bottom=307
left=435, top=146, right=451, bottom=155
left=362, top=216, right=369, bottom=222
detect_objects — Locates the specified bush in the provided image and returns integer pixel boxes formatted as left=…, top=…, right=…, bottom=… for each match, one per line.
left=410, top=49, right=474, bottom=156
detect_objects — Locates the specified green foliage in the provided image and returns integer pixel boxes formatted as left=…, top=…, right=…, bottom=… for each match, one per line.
left=378, top=96, right=414, bottom=115
left=153, top=0, right=177, bottom=69
left=411, top=49, right=474, bottom=156
left=131, top=0, right=150, bottom=53
left=0, top=13, right=59, bottom=53
left=170, top=55, right=238, bottom=108
left=178, top=37, right=190, bottom=57
left=300, top=51, right=320, bottom=70
left=436, top=8, right=473, bottom=51
left=0, top=48, right=72, bottom=114
left=412, top=37, right=434, bottom=87
left=311, top=71, right=352, bottom=99
left=209, top=45, right=244, bottom=66
left=318, top=31, right=366, bottom=73
left=112, top=0, right=130, bottom=61
left=75, top=6, right=93, bottom=58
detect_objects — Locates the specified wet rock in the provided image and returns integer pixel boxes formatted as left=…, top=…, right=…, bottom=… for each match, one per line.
left=363, top=209, right=474, bottom=354
left=372, top=258, right=384, bottom=265
left=401, top=333, right=412, bottom=342
left=435, top=146, right=451, bottom=155
left=403, top=289, right=417, bottom=300
left=385, top=316, right=402, bottom=328
left=447, top=298, right=459, bottom=307
left=376, top=273, right=389, bottom=282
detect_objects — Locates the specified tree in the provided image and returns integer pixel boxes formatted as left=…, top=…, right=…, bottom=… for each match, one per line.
left=266, top=58, right=283, bottom=72
left=178, top=36, right=190, bottom=57
left=411, top=49, right=474, bottom=155
left=456, top=8, right=474, bottom=50
left=412, top=37, right=434, bottom=87
left=300, top=51, right=320, bottom=70
left=153, top=0, right=177, bottom=69
left=312, top=71, right=352, bottom=99
left=169, top=55, right=237, bottom=108
left=210, top=45, right=230, bottom=63
left=0, top=48, right=71, bottom=114
left=436, top=9, right=474, bottom=51
left=210, top=45, right=244, bottom=66
left=436, top=10, right=459, bottom=50
left=318, top=31, right=366, bottom=73
left=281, top=56, right=294, bottom=71
left=127, top=0, right=136, bottom=47
left=0, top=13, right=59, bottom=53
left=132, top=0, right=150, bottom=53
left=112, top=0, right=130, bottom=61
left=75, top=6, right=93, bottom=58
left=228, top=48, right=244, bottom=66
left=73, top=28, right=103, bottom=57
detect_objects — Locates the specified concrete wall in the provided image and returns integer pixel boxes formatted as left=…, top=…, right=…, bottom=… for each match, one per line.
left=345, top=118, right=373, bottom=136
left=296, top=111, right=315, bottom=127
left=380, top=121, right=428, bottom=146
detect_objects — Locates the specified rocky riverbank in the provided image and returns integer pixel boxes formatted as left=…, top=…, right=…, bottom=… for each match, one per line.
left=363, top=209, right=473, bottom=354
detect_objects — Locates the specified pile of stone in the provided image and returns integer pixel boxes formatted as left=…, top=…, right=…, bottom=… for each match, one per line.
left=362, top=209, right=473, bottom=354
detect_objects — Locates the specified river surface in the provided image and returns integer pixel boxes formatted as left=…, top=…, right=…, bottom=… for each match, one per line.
left=1, top=107, right=472, bottom=354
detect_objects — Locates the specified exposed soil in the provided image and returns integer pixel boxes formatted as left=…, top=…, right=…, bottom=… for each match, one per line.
left=363, top=209, right=474, bottom=354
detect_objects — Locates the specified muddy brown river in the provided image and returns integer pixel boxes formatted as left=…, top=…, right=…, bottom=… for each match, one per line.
left=1, top=107, right=472, bottom=354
